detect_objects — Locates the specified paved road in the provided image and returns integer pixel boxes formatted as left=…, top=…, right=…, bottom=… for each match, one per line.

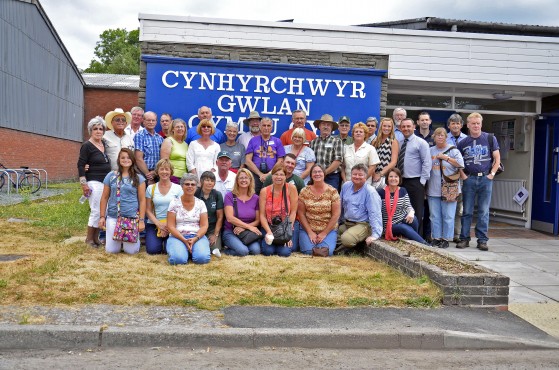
left=2, top=348, right=559, bottom=369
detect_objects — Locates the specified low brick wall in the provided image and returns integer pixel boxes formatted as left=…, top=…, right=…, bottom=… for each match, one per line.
left=365, top=240, right=509, bottom=307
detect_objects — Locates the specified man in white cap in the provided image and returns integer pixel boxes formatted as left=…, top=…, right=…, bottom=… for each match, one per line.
left=103, top=108, right=134, bottom=170
left=309, top=114, right=343, bottom=190
left=237, top=111, right=262, bottom=149
left=186, top=106, right=226, bottom=144
left=214, top=151, right=237, bottom=198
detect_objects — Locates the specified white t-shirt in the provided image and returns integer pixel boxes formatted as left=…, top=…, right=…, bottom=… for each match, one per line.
left=167, top=197, right=207, bottom=235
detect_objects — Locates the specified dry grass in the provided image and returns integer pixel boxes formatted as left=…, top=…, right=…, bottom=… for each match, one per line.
left=0, top=186, right=442, bottom=310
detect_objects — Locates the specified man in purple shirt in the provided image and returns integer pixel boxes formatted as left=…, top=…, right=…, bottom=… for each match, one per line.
left=245, top=117, right=285, bottom=194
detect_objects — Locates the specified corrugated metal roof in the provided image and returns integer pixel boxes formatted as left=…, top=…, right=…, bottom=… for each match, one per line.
left=82, top=73, right=140, bottom=90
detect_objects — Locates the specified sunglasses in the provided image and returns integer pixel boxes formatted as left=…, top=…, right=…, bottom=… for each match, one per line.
left=113, top=118, right=127, bottom=123
left=182, top=183, right=197, bottom=187
left=201, top=126, right=212, bottom=129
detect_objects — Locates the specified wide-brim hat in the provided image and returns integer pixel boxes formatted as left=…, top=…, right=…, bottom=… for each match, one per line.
left=105, top=108, right=132, bottom=130
left=243, top=111, right=262, bottom=125
left=313, top=114, right=338, bottom=131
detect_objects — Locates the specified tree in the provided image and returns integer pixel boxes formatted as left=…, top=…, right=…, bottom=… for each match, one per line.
left=85, top=28, right=140, bottom=75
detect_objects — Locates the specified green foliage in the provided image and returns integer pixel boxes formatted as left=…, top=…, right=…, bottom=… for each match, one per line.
left=84, top=28, right=140, bottom=75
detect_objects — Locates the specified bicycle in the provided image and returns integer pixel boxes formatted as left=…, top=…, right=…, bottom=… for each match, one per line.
left=0, top=162, right=42, bottom=194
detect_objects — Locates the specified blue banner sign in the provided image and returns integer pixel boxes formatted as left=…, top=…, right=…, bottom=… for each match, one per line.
left=143, top=55, right=386, bottom=135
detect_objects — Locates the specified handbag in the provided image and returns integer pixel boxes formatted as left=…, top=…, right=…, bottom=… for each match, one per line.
left=269, top=185, right=293, bottom=245
left=232, top=195, right=262, bottom=245
left=312, top=246, right=329, bottom=257
left=150, top=184, right=167, bottom=237
left=440, top=148, right=460, bottom=203
left=113, top=177, right=139, bottom=242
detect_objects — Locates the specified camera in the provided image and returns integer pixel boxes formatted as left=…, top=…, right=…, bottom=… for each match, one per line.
left=272, top=216, right=282, bottom=225
left=259, top=162, right=268, bottom=173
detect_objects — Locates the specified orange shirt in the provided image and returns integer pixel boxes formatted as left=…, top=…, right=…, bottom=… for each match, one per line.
left=280, top=127, right=316, bottom=146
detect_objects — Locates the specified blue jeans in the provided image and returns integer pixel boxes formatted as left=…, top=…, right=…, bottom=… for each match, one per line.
left=291, top=221, right=301, bottom=252
left=299, top=229, right=337, bottom=256
left=222, top=229, right=261, bottom=256
left=261, top=239, right=292, bottom=257
left=460, top=176, right=493, bottom=243
left=324, top=173, right=340, bottom=191
left=145, top=223, right=167, bottom=254
left=428, top=196, right=457, bottom=240
left=166, top=234, right=210, bottom=265
left=392, top=217, right=428, bottom=245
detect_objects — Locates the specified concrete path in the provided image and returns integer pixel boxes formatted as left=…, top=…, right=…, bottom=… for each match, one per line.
left=445, top=234, right=559, bottom=338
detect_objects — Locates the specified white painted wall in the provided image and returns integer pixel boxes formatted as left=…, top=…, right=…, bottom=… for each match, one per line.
left=140, top=14, right=559, bottom=89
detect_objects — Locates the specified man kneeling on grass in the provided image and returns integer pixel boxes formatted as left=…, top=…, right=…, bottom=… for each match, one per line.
left=337, top=163, right=383, bottom=253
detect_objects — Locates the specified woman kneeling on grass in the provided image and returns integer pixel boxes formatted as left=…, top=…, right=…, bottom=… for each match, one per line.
left=259, top=162, right=298, bottom=257
left=166, top=173, right=210, bottom=265
left=297, top=164, right=341, bottom=256
left=222, top=168, right=262, bottom=256
left=99, top=148, right=146, bottom=254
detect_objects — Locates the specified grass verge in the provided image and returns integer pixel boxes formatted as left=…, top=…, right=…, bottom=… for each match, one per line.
left=0, top=183, right=442, bottom=310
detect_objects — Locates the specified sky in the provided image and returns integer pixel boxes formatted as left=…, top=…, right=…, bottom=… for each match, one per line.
left=40, top=0, right=559, bottom=70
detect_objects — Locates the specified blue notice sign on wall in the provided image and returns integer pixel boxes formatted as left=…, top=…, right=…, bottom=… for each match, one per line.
left=143, top=55, right=386, bottom=135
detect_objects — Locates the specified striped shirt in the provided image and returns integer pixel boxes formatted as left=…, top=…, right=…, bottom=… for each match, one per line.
left=377, top=187, right=414, bottom=229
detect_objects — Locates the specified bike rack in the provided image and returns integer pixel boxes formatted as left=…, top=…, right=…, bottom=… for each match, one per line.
left=0, top=169, right=21, bottom=195
left=0, top=167, right=47, bottom=194
left=26, top=168, right=48, bottom=189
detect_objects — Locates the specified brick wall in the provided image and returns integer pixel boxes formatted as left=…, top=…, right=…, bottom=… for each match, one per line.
left=140, top=42, right=388, bottom=116
left=0, top=128, right=81, bottom=181
left=83, top=88, right=139, bottom=141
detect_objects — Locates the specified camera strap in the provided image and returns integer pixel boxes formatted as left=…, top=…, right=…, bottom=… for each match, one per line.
left=271, top=184, right=289, bottom=219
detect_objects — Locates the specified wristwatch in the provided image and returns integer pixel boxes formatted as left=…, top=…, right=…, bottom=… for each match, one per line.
left=490, top=172, right=496, bottom=176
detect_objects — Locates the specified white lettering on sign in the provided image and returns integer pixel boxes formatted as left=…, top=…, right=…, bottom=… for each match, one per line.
left=162, top=70, right=369, bottom=119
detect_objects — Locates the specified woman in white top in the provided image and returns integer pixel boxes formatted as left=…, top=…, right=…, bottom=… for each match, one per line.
left=284, top=128, right=315, bottom=183
left=341, top=122, right=380, bottom=183
left=186, top=119, right=220, bottom=180
left=145, top=159, right=183, bottom=254
left=166, top=173, right=210, bottom=265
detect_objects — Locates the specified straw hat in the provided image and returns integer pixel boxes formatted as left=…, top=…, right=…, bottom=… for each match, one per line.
left=104, top=108, right=132, bottom=130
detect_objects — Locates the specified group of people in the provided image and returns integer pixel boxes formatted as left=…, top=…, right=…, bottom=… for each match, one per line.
left=77, top=104, right=501, bottom=266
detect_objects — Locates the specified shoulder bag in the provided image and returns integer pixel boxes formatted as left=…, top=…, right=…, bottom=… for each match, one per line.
left=233, top=195, right=262, bottom=245
left=269, top=185, right=293, bottom=245
left=113, top=176, right=140, bottom=243
left=440, top=147, right=460, bottom=202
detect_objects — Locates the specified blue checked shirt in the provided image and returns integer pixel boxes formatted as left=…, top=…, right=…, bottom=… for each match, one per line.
left=340, top=182, right=383, bottom=239
left=134, top=130, right=164, bottom=170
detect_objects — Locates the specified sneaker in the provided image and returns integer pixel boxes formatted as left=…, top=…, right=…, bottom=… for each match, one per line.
left=431, top=239, right=442, bottom=248
left=212, top=249, right=222, bottom=258
left=456, top=239, right=470, bottom=249
left=453, top=237, right=461, bottom=243
left=440, top=240, right=450, bottom=249
left=477, top=242, right=489, bottom=251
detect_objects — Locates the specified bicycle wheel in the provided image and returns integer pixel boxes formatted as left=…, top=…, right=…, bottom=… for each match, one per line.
left=19, top=174, right=41, bottom=194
